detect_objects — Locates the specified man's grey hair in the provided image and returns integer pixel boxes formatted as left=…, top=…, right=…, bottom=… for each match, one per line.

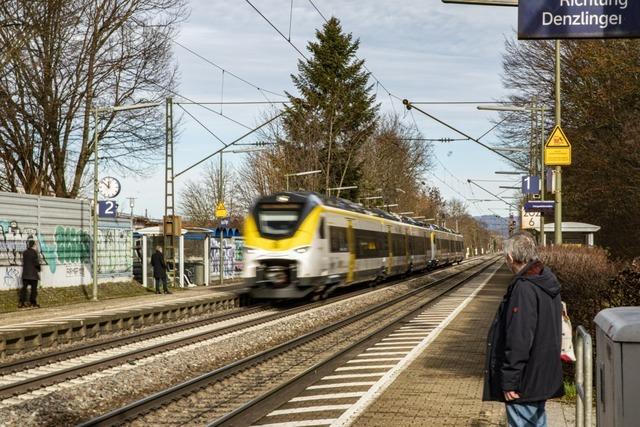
left=503, top=232, right=539, bottom=264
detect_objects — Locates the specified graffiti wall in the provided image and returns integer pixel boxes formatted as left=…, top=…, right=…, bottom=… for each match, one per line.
left=210, top=238, right=243, bottom=279
left=0, top=192, right=132, bottom=289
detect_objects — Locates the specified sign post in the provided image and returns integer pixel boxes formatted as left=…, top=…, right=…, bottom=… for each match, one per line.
left=215, top=201, right=228, bottom=286
left=519, top=1, right=640, bottom=245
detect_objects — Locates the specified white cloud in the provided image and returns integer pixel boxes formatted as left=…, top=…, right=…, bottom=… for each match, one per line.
left=115, top=0, right=522, bottom=219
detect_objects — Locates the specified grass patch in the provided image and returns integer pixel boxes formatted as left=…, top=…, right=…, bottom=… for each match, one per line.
left=0, top=281, right=187, bottom=313
left=562, top=380, right=577, bottom=403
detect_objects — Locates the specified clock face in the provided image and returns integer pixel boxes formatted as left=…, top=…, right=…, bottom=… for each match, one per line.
left=99, top=176, right=121, bottom=198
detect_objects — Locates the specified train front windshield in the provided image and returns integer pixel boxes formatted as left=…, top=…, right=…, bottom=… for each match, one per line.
left=257, top=203, right=302, bottom=237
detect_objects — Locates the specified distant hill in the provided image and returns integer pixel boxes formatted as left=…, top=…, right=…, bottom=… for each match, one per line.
left=475, top=215, right=509, bottom=238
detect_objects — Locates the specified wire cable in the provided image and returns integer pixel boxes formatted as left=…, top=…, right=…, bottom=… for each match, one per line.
left=244, top=0, right=309, bottom=60
left=123, top=69, right=254, bottom=130
left=176, top=104, right=225, bottom=145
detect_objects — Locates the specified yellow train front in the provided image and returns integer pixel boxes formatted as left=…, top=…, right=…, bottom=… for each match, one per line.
left=243, top=192, right=464, bottom=300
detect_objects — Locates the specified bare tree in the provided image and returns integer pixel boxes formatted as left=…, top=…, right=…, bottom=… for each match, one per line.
left=0, top=0, right=187, bottom=196
left=358, top=114, right=434, bottom=209
left=179, top=160, right=248, bottom=227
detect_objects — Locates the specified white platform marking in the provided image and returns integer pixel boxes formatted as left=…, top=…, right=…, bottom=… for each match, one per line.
left=335, top=365, right=395, bottom=371
left=268, top=405, right=351, bottom=416
left=307, top=382, right=376, bottom=390
left=346, top=358, right=402, bottom=363
left=365, top=346, right=414, bottom=351
left=290, top=393, right=365, bottom=402
left=356, top=352, right=407, bottom=357
left=322, top=373, right=384, bottom=380
left=330, top=261, right=502, bottom=427
left=252, top=419, right=337, bottom=427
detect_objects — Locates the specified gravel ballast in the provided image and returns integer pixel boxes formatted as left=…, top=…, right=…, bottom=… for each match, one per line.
left=0, top=261, right=485, bottom=426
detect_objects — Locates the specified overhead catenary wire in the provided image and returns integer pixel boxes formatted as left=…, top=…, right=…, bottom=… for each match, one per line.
left=176, top=103, right=225, bottom=145
left=120, top=68, right=254, bottom=130
left=175, top=111, right=285, bottom=179
left=169, top=38, right=286, bottom=99
left=403, top=100, right=528, bottom=171
left=244, top=0, right=309, bottom=60
left=133, top=22, right=287, bottom=102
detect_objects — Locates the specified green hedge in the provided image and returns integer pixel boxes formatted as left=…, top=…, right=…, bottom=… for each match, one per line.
left=0, top=281, right=155, bottom=313
left=539, top=246, right=619, bottom=336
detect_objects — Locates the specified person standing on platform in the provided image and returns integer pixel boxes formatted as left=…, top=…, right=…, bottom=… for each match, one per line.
left=483, top=232, right=564, bottom=427
left=19, top=240, right=41, bottom=308
left=151, top=246, right=171, bottom=294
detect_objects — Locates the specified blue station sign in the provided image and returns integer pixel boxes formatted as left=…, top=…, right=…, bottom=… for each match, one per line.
left=98, top=200, right=118, bottom=218
left=519, top=0, right=640, bottom=39
left=524, top=201, right=555, bottom=213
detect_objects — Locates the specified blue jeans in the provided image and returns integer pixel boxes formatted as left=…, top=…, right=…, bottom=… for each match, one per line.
left=506, top=401, right=547, bottom=427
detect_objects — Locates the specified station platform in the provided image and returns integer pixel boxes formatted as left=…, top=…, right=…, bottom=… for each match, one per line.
left=348, top=263, right=575, bottom=427
left=0, top=283, right=249, bottom=357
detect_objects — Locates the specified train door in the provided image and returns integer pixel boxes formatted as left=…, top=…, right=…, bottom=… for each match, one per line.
left=317, top=216, right=329, bottom=276
left=430, top=232, right=437, bottom=265
left=404, top=230, right=410, bottom=271
left=346, top=220, right=356, bottom=283
left=386, top=226, right=392, bottom=275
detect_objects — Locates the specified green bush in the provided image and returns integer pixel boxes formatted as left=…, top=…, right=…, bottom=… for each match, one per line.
left=540, top=246, right=619, bottom=336
left=605, top=258, right=640, bottom=308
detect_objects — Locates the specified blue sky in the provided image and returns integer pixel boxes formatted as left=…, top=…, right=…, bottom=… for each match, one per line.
left=115, top=0, right=523, bottom=219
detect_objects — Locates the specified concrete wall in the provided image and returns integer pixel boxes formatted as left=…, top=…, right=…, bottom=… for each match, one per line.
left=0, top=191, right=132, bottom=289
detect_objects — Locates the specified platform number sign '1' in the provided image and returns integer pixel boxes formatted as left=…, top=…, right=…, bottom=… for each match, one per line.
left=522, top=176, right=541, bottom=195
left=98, top=200, right=118, bottom=218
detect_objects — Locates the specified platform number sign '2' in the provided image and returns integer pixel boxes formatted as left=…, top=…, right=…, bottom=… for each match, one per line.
left=98, top=200, right=118, bottom=218
left=522, top=176, right=541, bottom=195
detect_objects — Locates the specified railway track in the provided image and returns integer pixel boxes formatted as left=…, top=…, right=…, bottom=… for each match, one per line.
left=0, top=260, right=475, bottom=402
left=78, top=256, right=499, bottom=427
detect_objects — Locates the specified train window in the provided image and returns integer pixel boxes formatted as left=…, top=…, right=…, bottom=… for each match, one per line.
left=354, top=229, right=381, bottom=259
left=391, top=234, right=404, bottom=256
left=257, top=203, right=302, bottom=237
left=329, top=227, right=349, bottom=253
left=319, top=218, right=325, bottom=239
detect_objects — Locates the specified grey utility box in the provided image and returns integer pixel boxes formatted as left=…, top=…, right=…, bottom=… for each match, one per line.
left=594, top=307, right=640, bottom=427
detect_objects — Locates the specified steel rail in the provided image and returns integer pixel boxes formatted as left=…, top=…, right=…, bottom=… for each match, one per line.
left=0, top=261, right=473, bottom=399
left=0, top=305, right=266, bottom=375
left=209, top=257, right=499, bottom=426
left=78, top=257, right=498, bottom=427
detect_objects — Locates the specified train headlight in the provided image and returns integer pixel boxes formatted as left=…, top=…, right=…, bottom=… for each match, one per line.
left=294, top=246, right=310, bottom=254
left=245, top=247, right=257, bottom=254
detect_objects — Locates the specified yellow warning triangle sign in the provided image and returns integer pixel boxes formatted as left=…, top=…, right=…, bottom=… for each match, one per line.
left=545, top=126, right=571, bottom=148
left=215, top=202, right=228, bottom=218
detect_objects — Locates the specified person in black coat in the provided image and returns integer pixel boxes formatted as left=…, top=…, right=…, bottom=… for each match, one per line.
left=150, top=246, right=171, bottom=294
left=483, top=232, right=564, bottom=427
left=20, top=240, right=41, bottom=308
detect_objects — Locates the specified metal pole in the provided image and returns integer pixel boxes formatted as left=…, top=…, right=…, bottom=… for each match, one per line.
left=539, top=105, right=546, bottom=246
left=92, top=108, right=99, bottom=301
left=554, top=40, right=563, bottom=245
left=286, top=175, right=289, bottom=191
left=219, top=151, right=224, bottom=286
left=575, top=326, right=593, bottom=427
left=576, top=331, right=584, bottom=427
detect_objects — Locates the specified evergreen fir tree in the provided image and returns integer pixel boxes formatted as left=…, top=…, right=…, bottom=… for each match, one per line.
left=282, top=17, right=378, bottom=198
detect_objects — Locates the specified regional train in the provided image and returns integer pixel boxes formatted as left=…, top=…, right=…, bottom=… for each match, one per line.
left=243, top=192, right=464, bottom=300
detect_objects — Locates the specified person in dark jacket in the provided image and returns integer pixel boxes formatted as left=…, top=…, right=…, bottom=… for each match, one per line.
left=150, top=246, right=171, bottom=294
left=483, top=232, right=564, bottom=427
left=20, top=240, right=41, bottom=308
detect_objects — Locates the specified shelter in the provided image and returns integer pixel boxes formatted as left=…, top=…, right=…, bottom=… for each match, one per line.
left=133, top=226, right=212, bottom=288
left=543, top=222, right=601, bottom=246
